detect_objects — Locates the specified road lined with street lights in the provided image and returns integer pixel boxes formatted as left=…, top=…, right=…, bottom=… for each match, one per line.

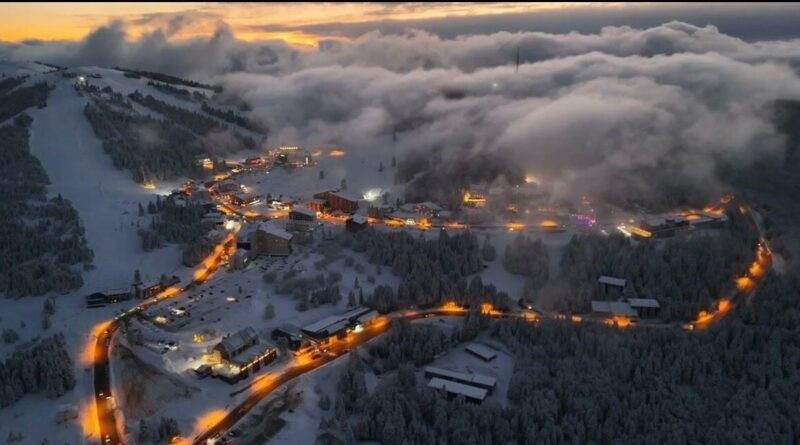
left=90, top=159, right=770, bottom=444
left=90, top=234, right=237, bottom=445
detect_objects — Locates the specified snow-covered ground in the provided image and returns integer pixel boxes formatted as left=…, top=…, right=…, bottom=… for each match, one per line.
left=0, top=61, right=575, bottom=445
left=27, top=77, right=187, bottom=292
left=236, top=153, right=401, bottom=206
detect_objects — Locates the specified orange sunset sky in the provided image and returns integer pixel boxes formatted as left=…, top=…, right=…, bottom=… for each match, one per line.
left=0, top=2, right=619, bottom=46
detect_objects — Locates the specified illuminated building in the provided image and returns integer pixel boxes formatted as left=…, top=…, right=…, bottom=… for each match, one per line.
left=305, top=199, right=327, bottom=213
left=286, top=207, right=317, bottom=232
left=633, top=210, right=728, bottom=239
left=591, top=300, right=638, bottom=319
left=462, top=185, right=487, bottom=208
left=637, top=216, right=690, bottom=238
left=212, top=327, right=278, bottom=383
left=216, top=181, right=241, bottom=196
left=301, top=307, right=379, bottom=343
left=85, top=289, right=131, bottom=308
left=313, top=190, right=360, bottom=213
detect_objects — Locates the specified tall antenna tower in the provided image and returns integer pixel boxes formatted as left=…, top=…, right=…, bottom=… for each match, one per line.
left=515, top=45, right=520, bottom=73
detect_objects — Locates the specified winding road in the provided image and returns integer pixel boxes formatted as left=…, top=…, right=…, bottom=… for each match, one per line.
left=91, top=235, right=237, bottom=445
left=89, top=164, right=771, bottom=444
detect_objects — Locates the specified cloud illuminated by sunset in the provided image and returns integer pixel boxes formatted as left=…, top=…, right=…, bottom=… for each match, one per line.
left=0, top=2, right=612, bottom=46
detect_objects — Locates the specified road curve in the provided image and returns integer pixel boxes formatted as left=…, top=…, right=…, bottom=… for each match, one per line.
left=93, top=171, right=767, bottom=445
left=92, top=236, right=236, bottom=445
left=191, top=309, right=486, bottom=444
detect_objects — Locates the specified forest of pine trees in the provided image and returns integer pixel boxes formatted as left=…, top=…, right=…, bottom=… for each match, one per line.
left=84, top=99, right=207, bottom=183
left=329, top=271, right=800, bottom=444
left=137, top=416, right=181, bottom=444
left=503, top=233, right=550, bottom=295
left=539, top=207, right=756, bottom=321
left=146, top=81, right=192, bottom=100
left=114, top=68, right=222, bottom=92
left=84, top=87, right=257, bottom=183
left=201, top=102, right=266, bottom=134
left=340, top=229, right=512, bottom=311
left=128, top=91, right=256, bottom=149
left=0, top=81, right=51, bottom=123
left=0, top=333, right=77, bottom=408
left=136, top=195, right=218, bottom=266
left=273, top=266, right=343, bottom=311
left=0, top=75, right=27, bottom=96
left=0, top=112, right=93, bottom=298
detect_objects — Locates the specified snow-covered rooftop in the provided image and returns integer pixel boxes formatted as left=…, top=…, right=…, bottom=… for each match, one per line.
left=465, top=343, right=498, bottom=361
left=261, top=222, right=293, bottom=240
left=216, top=327, right=258, bottom=358
left=597, top=275, right=626, bottom=287
left=591, top=301, right=638, bottom=317
left=427, top=377, right=488, bottom=401
left=424, top=366, right=497, bottom=389
left=302, top=306, right=374, bottom=334
left=348, top=214, right=368, bottom=224
left=627, top=298, right=660, bottom=308
left=243, top=221, right=293, bottom=241
left=290, top=206, right=317, bottom=218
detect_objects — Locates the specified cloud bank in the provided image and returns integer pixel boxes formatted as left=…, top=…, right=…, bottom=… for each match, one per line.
left=4, top=20, right=800, bottom=206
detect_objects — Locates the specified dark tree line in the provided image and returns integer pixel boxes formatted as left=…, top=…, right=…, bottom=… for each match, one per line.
left=342, top=229, right=513, bottom=312
left=200, top=102, right=266, bottom=134
left=503, top=233, right=550, bottom=296
left=147, top=81, right=192, bottom=100
left=0, top=75, right=27, bottom=96
left=0, top=81, right=51, bottom=123
left=273, top=267, right=342, bottom=310
left=80, top=83, right=132, bottom=110
left=0, top=333, right=76, bottom=408
left=114, top=67, right=222, bottom=92
left=367, top=319, right=452, bottom=373
left=136, top=195, right=217, bottom=266
left=487, top=272, right=800, bottom=444
left=137, top=416, right=181, bottom=444
left=0, top=114, right=93, bottom=297
left=84, top=99, right=208, bottom=183
left=330, top=316, right=509, bottom=445
left=397, top=151, right=525, bottom=209
left=722, top=99, right=800, bottom=278
left=128, top=91, right=255, bottom=152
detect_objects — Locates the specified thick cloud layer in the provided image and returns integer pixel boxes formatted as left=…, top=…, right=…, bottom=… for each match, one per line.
left=5, top=20, right=800, bottom=205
